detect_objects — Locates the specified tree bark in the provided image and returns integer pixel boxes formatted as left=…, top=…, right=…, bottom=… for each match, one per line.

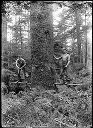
left=2, top=15, right=7, bottom=45
left=30, top=2, right=53, bottom=64
left=75, top=8, right=81, bottom=63
left=2, top=15, right=7, bottom=57
left=30, top=2, right=54, bottom=84
left=2, top=15, right=9, bottom=66
left=85, top=4, right=87, bottom=68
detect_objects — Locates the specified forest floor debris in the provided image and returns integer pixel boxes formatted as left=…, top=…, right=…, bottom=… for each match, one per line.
left=2, top=68, right=92, bottom=128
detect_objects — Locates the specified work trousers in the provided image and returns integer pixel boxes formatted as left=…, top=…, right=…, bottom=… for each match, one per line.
left=18, top=67, right=25, bottom=82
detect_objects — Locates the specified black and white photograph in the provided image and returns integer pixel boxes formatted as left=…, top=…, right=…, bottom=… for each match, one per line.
left=1, top=1, right=92, bottom=128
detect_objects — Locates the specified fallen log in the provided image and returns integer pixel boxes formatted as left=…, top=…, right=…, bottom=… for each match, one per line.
left=55, top=82, right=91, bottom=92
left=54, top=83, right=82, bottom=86
left=10, top=81, right=27, bottom=84
left=55, top=83, right=79, bottom=85
left=54, top=83, right=91, bottom=86
left=10, top=81, right=31, bottom=84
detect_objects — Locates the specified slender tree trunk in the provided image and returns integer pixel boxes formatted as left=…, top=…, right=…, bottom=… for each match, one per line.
left=30, top=5, right=33, bottom=83
left=85, top=4, right=87, bottom=68
left=2, top=15, right=7, bottom=46
left=19, top=16, right=23, bottom=55
left=71, top=37, right=75, bottom=64
left=2, top=15, right=7, bottom=55
left=2, top=15, right=9, bottom=66
left=75, top=8, right=81, bottom=63
left=82, top=41, right=86, bottom=65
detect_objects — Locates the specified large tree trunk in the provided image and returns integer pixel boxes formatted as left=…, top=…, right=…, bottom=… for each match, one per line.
left=30, top=2, right=53, bottom=65
left=30, top=2, right=54, bottom=86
